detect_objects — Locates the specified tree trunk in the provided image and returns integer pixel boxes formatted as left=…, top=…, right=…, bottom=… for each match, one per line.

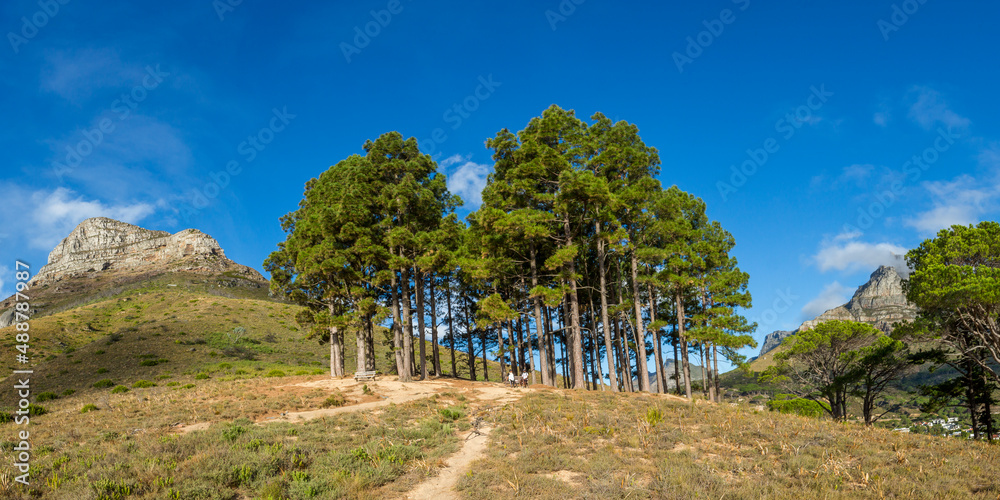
left=366, top=317, right=376, bottom=371
left=648, top=284, right=665, bottom=394
left=530, top=245, right=548, bottom=386
left=356, top=319, right=368, bottom=377
left=463, top=289, right=476, bottom=381
left=525, top=313, right=537, bottom=385
left=630, top=252, right=650, bottom=392
left=447, top=277, right=456, bottom=377
left=673, top=332, right=681, bottom=395
left=516, top=315, right=525, bottom=375
left=564, top=219, right=586, bottom=390
left=391, top=267, right=405, bottom=377
left=596, top=222, right=618, bottom=392
left=481, top=327, right=489, bottom=381
left=712, top=343, right=721, bottom=402
left=545, top=305, right=557, bottom=385
left=700, top=344, right=709, bottom=399
left=416, top=268, right=428, bottom=380
left=676, top=290, right=692, bottom=399
left=498, top=319, right=507, bottom=378
left=399, top=254, right=413, bottom=382
left=430, top=274, right=440, bottom=377
left=329, top=325, right=344, bottom=377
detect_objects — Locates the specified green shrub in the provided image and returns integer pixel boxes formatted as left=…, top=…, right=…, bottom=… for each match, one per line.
left=438, top=408, right=463, bottom=422
left=62, top=389, right=75, bottom=397
left=36, top=392, right=59, bottom=402
left=97, top=368, right=108, bottom=374
left=645, top=407, right=663, bottom=427
left=194, top=373, right=210, bottom=380
left=111, top=385, right=130, bottom=394
left=93, top=379, right=115, bottom=388
left=265, top=369, right=286, bottom=378
left=766, top=394, right=830, bottom=418
left=222, top=424, right=248, bottom=442
left=322, top=392, right=347, bottom=408
left=81, top=404, right=99, bottom=413
left=133, top=380, right=156, bottom=388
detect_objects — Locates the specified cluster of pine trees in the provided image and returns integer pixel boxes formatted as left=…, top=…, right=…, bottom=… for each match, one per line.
left=265, top=105, right=757, bottom=399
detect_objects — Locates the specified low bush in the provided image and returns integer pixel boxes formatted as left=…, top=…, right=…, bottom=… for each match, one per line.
left=93, top=379, right=115, bottom=389
left=766, top=394, right=829, bottom=418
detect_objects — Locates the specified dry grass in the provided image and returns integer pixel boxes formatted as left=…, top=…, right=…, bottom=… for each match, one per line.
left=459, top=390, right=1000, bottom=499
left=0, top=373, right=475, bottom=499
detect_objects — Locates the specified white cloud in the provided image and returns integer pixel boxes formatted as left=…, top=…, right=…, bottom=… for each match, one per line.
left=873, top=111, right=890, bottom=127
left=904, top=175, right=996, bottom=234
left=800, top=281, right=852, bottom=320
left=813, top=232, right=908, bottom=273
left=29, top=187, right=156, bottom=250
left=439, top=154, right=465, bottom=169
left=41, top=48, right=138, bottom=103
left=441, top=155, right=491, bottom=209
left=836, top=163, right=877, bottom=188
left=907, top=86, right=970, bottom=131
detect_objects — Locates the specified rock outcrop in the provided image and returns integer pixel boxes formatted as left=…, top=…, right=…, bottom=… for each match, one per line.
left=752, top=266, right=918, bottom=361
left=29, top=217, right=264, bottom=285
left=753, top=330, right=795, bottom=359
left=797, top=265, right=917, bottom=333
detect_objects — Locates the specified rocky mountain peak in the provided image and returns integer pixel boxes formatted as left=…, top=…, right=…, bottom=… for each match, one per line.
left=30, top=217, right=262, bottom=285
left=798, top=264, right=916, bottom=334
left=755, top=265, right=918, bottom=360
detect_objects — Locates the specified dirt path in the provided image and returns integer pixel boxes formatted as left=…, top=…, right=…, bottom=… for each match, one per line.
left=405, top=425, right=494, bottom=500
left=404, top=383, right=536, bottom=499
left=173, top=377, right=533, bottom=434
left=171, top=374, right=538, bottom=498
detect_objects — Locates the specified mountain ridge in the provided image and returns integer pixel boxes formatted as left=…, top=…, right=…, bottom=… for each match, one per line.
left=752, top=265, right=918, bottom=361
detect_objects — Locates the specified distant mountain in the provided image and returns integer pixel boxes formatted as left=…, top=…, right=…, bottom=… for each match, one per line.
left=637, top=360, right=705, bottom=392
left=0, top=217, right=266, bottom=327
left=751, top=265, right=918, bottom=362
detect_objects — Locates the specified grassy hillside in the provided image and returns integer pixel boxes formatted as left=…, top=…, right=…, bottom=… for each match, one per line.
left=459, top=389, right=1000, bottom=499
left=1, top=273, right=504, bottom=400
left=4, top=275, right=999, bottom=498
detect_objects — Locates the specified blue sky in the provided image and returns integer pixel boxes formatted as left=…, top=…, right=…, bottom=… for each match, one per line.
left=2, top=0, right=998, bottom=364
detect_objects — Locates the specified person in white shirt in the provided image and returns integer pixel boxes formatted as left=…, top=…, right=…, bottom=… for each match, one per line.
left=521, top=371, right=529, bottom=387
left=507, top=371, right=515, bottom=387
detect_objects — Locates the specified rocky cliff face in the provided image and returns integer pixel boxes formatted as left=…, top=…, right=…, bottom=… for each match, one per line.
left=754, top=266, right=917, bottom=360
left=753, top=330, right=795, bottom=359
left=30, top=217, right=263, bottom=285
left=797, top=265, right=917, bottom=333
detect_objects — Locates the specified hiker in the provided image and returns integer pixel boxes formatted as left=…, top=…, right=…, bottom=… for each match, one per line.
left=521, top=371, right=529, bottom=388
left=507, top=371, right=515, bottom=388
